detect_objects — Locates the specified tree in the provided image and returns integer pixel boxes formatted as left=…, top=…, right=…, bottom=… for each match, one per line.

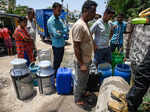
left=108, top=0, right=150, bottom=18
left=8, top=0, right=16, bottom=13
left=0, top=0, right=8, bottom=11
left=12, top=5, right=28, bottom=16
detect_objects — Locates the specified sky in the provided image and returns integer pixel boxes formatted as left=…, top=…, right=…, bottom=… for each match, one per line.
left=16, top=0, right=108, bottom=15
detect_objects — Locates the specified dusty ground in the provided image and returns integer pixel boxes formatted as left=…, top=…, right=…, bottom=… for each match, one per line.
left=0, top=34, right=93, bottom=112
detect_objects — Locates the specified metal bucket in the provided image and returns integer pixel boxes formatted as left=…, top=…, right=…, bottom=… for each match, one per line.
left=10, top=58, right=34, bottom=100
left=37, top=60, right=55, bottom=95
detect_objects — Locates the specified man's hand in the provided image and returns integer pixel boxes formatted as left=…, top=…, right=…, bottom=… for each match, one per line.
left=93, top=41, right=98, bottom=52
left=80, top=64, right=88, bottom=72
left=94, top=44, right=98, bottom=52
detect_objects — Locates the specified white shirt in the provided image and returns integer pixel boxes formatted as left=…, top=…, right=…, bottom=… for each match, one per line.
left=27, top=19, right=36, bottom=41
left=90, top=18, right=112, bottom=49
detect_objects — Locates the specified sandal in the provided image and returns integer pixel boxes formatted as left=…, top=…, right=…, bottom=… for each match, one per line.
left=75, top=101, right=91, bottom=110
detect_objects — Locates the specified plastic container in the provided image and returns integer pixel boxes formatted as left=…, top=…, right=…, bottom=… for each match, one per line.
left=29, top=63, right=40, bottom=86
left=98, top=63, right=112, bottom=84
left=114, top=64, right=131, bottom=84
left=38, top=49, right=51, bottom=62
left=112, top=52, right=124, bottom=68
left=131, top=18, right=148, bottom=24
left=56, top=67, right=73, bottom=94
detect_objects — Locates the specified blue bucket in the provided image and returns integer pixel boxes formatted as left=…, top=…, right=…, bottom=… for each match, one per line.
left=114, top=64, right=131, bottom=83
left=29, top=63, right=40, bottom=86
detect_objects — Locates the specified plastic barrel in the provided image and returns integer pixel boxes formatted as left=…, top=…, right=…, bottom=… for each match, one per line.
left=114, top=64, right=131, bottom=84
left=56, top=67, right=73, bottom=94
left=98, top=63, right=112, bottom=84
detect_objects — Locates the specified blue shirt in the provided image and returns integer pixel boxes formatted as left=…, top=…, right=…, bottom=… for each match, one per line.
left=111, top=21, right=127, bottom=45
left=47, top=15, right=68, bottom=48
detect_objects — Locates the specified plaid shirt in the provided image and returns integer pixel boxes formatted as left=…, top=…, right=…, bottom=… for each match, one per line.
left=13, top=26, right=35, bottom=62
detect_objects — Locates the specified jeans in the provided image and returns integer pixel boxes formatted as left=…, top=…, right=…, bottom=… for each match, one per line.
left=94, top=47, right=112, bottom=65
left=52, top=46, right=64, bottom=77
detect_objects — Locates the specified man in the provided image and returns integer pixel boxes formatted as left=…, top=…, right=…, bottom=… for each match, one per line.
left=26, top=8, right=37, bottom=57
left=108, top=24, right=150, bottom=112
left=90, top=7, right=115, bottom=66
left=47, top=2, right=68, bottom=78
left=110, top=13, right=127, bottom=52
left=70, top=0, right=97, bottom=107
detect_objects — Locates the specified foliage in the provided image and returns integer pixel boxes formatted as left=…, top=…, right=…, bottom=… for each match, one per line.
left=108, top=0, right=150, bottom=18
left=0, top=0, right=8, bottom=11
left=7, top=5, right=28, bottom=17
left=8, top=0, right=16, bottom=13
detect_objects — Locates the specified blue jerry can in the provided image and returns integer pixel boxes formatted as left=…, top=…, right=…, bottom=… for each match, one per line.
left=56, top=67, right=73, bottom=94
left=114, top=64, right=131, bottom=84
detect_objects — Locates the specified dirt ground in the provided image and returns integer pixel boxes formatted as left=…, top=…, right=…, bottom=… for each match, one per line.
left=0, top=34, right=94, bottom=112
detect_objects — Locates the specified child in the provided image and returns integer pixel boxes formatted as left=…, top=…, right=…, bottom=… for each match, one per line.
left=2, top=27, right=13, bottom=55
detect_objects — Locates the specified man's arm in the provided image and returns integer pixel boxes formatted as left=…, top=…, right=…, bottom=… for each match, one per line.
left=47, top=20, right=62, bottom=38
left=109, top=25, right=115, bottom=40
left=73, top=41, right=88, bottom=71
left=73, top=42, right=84, bottom=65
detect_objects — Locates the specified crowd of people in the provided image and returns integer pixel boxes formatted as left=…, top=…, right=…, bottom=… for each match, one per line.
left=0, top=0, right=149, bottom=112
left=70, top=1, right=149, bottom=112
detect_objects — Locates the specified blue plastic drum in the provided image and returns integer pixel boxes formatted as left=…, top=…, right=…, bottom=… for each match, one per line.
left=98, top=63, right=112, bottom=84
left=114, top=64, right=131, bottom=84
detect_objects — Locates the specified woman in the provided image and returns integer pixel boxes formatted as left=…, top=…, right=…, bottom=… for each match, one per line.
left=2, top=27, right=13, bottom=55
left=13, top=17, right=35, bottom=66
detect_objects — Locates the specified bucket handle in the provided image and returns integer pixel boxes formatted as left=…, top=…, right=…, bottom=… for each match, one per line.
left=29, top=62, right=35, bottom=68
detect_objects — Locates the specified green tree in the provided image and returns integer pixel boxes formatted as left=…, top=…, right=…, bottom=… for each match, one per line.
left=0, top=0, right=8, bottom=11
left=8, top=0, right=16, bottom=13
left=108, top=0, right=150, bottom=18
left=13, top=5, right=28, bottom=16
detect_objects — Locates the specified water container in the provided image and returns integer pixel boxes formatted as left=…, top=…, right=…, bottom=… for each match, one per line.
left=56, top=67, right=73, bottom=94
left=114, top=64, right=131, bottom=83
left=98, top=63, right=112, bottom=84
left=37, top=61, right=55, bottom=95
left=10, top=58, right=34, bottom=100
left=38, top=49, right=52, bottom=62
left=112, top=52, right=124, bottom=68
left=29, top=63, right=40, bottom=86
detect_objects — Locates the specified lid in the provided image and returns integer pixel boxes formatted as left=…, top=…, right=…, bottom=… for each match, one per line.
left=10, top=58, right=27, bottom=66
left=36, top=67, right=54, bottom=77
left=10, top=68, right=30, bottom=77
left=38, top=60, right=51, bottom=68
